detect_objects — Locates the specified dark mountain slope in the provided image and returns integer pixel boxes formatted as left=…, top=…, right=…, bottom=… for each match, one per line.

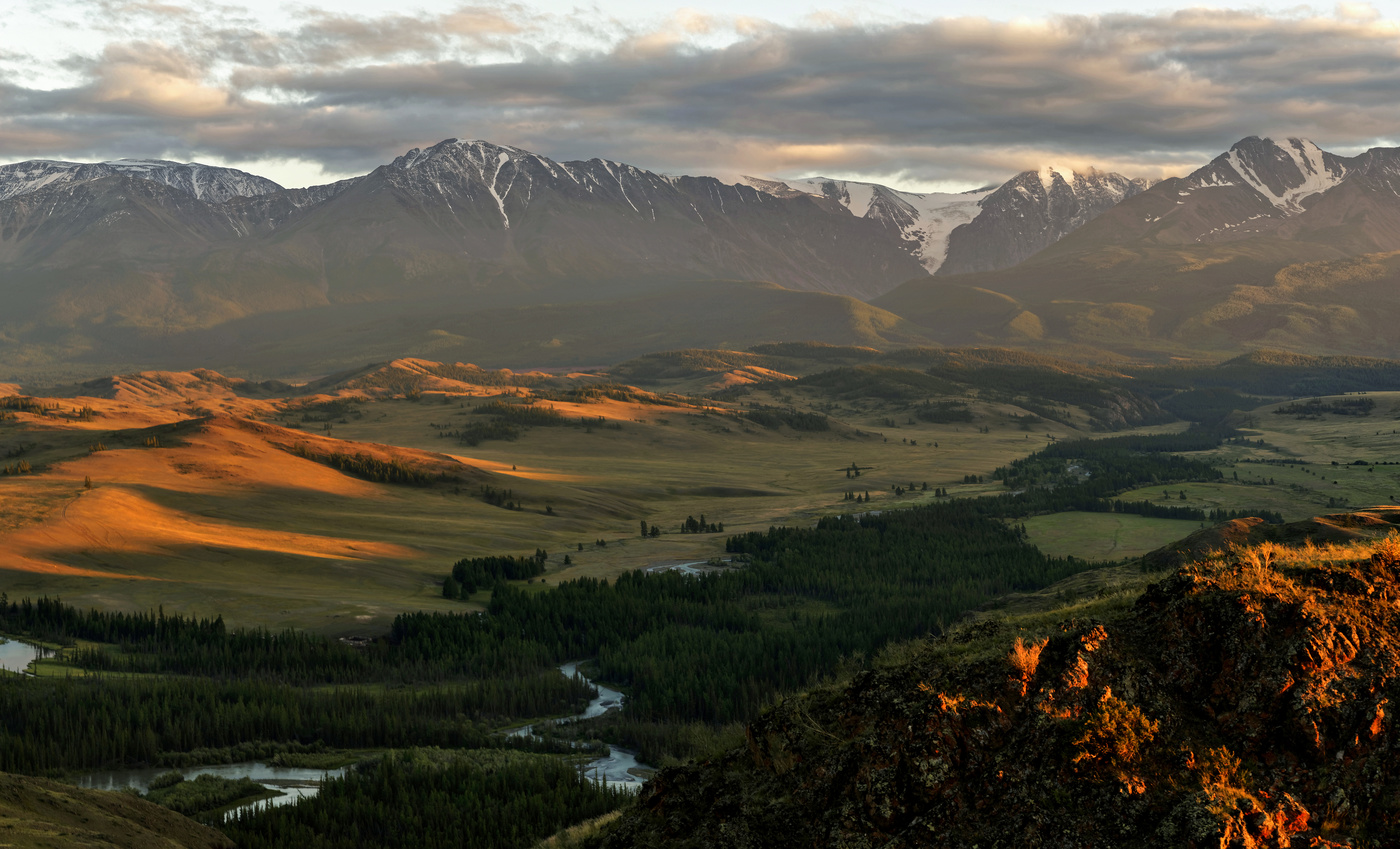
left=93, top=280, right=937, bottom=377
left=938, top=167, right=1150, bottom=275
left=604, top=517, right=1400, bottom=847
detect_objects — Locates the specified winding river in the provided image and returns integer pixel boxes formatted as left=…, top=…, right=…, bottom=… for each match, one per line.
left=76, top=662, right=652, bottom=818
left=511, top=661, right=653, bottom=792
left=77, top=762, right=347, bottom=820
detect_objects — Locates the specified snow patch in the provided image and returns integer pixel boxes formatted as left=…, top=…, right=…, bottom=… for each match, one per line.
left=741, top=175, right=993, bottom=274
left=1037, top=165, right=1074, bottom=193
left=1224, top=138, right=1346, bottom=214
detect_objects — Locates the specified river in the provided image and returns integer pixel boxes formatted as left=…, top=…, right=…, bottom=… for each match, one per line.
left=510, top=661, right=653, bottom=792
left=0, top=636, right=50, bottom=675
left=76, top=662, right=651, bottom=816
left=77, top=762, right=348, bottom=820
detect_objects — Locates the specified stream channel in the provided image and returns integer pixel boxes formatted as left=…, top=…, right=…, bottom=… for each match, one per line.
left=77, top=763, right=347, bottom=820
left=76, top=662, right=652, bottom=818
left=510, top=661, right=653, bottom=791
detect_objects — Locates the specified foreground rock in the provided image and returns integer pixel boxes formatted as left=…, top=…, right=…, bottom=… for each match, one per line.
left=604, top=527, right=1400, bottom=847
left=0, top=772, right=233, bottom=848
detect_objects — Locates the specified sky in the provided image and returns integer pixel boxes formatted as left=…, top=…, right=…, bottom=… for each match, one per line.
left=2, top=1, right=1399, bottom=190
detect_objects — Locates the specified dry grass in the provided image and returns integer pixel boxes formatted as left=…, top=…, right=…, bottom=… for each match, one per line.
left=1007, top=637, right=1048, bottom=678
left=531, top=810, right=626, bottom=849
left=0, top=373, right=1105, bottom=632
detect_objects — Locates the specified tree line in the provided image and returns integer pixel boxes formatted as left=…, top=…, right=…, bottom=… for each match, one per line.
left=221, top=749, right=627, bottom=849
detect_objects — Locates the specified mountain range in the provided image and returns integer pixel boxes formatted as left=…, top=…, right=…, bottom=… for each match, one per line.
left=877, top=136, right=1400, bottom=360
left=0, top=140, right=1145, bottom=376
left=5, top=134, right=1400, bottom=377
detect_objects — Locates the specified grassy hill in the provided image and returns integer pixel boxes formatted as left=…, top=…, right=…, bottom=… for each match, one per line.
left=0, top=771, right=232, bottom=849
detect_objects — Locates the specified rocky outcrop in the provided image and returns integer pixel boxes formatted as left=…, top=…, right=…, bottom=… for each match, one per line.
left=604, top=527, right=1400, bottom=847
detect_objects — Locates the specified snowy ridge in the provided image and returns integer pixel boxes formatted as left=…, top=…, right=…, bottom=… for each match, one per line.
left=740, top=175, right=993, bottom=273
left=389, top=139, right=751, bottom=229
left=1037, top=165, right=1077, bottom=193
left=0, top=159, right=284, bottom=204
left=747, top=168, right=1144, bottom=275
left=1221, top=137, right=1347, bottom=213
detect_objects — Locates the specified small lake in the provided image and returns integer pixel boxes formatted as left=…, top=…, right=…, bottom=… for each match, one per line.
left=77, top=762, right=347, bottom=820
left=510, top=662, right=653, bottom=791
left=0, top=637, right=51, bottom=675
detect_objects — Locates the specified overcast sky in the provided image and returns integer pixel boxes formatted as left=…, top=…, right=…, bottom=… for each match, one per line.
left=2, top=1, right=1398, bottom=190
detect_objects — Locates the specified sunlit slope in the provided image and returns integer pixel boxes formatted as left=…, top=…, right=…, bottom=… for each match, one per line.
left=0, top=352, right=1173, bottom=630
left=602, top=519, right=1400, bottom=846
left=0, top=407, right=516, bottom=629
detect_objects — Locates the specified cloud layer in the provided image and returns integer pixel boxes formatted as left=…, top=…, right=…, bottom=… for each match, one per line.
left=2, top=2, right=1399, bottom=188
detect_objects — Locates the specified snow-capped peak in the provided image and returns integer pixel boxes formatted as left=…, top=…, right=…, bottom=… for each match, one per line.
left=0, top=157, right=283, bottom=203
left=1222, top=136, right=1347, bottom=213
left=1037, top=165, right=1077, bottom=192
left=738, top=175, right=995, bottom=274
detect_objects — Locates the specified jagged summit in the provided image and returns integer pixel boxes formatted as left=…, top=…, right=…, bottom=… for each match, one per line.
left=936, top=166, right=1149, bottom=275
left=1190, top=136, right=1348, bottom=214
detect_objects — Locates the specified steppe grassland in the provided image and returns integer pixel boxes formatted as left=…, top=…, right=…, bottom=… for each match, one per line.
left=0, top=385, right=1096, bottom=632
left=1114, top=391, right=1400, bottom=521
left=1019, top=513, right=1202, bottom=561
left=9, top=383, right=1397, bottom=634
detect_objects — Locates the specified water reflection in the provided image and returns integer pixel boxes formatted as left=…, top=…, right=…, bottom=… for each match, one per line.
left=77, top=762, right=347, bottom=820
left=0, top=637, right=50, bottom=675
left=510, top=662, right=654, bottom=791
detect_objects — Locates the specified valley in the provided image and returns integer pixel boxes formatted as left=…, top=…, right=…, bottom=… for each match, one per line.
left=0, top=351, right=1137, bottom=630
left=7, top=131, right=1400, bottom=848
left=7, top=346, right=1400, bottom=846
left=6, top=348, right=1400, bottom=632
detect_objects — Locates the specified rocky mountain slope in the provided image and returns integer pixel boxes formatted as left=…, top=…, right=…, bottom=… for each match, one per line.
left=872, top=137, right=1400, bottom=361
left=937, top=167, right=1150, bottom=275
left=0, top=140, right=952, bottom=375
left=741, top=167, right=1146, bottom=276
left=1066, top=137, right=1400, bottom=252
left=603, top=515, right=1400, bottom=847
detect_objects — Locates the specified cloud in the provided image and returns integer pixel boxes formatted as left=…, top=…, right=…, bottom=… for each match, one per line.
left=2, top=2, right=1399, bottom=188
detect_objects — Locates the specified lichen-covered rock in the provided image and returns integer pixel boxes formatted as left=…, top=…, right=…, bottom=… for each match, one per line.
left=604, top=527, right=1400, bottom=848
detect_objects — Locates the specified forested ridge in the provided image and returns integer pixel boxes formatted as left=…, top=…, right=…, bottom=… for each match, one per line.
left=0, top=595, right=557, bottom=684
left=0, top=674, right=594, bottom=773
left=982, top=430, right=1284, bottom=523
left=222, top=750, right=627, bottom=849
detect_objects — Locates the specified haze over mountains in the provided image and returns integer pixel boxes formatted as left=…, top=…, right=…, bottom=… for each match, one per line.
left=5, top=134, right=1400, bottom=378
left=878, top=136, right=1400, bottom=361
left=738, top=168, right=1147, bottom=275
